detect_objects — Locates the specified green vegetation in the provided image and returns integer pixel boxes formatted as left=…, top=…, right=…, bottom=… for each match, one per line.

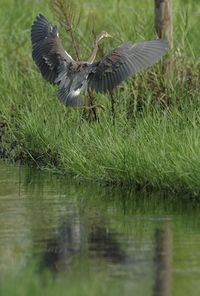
left=0, top=269, right=128, bottom=296
left=1, top=0, right=200, bottom=195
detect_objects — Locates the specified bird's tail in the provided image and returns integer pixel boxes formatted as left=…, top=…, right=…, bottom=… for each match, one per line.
left=57, top=87, right=83, bottom=107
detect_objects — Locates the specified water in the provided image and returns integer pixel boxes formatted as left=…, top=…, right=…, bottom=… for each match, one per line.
left=0, top=161, right=200, bottom=295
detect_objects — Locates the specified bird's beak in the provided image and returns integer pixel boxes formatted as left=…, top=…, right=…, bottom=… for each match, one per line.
left=106, top=33, right=112, bottom=38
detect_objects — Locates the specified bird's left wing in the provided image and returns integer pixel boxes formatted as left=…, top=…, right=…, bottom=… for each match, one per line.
left=31, top=14, right=74, bottom=84
left=88, top=39, right=168, bottom=93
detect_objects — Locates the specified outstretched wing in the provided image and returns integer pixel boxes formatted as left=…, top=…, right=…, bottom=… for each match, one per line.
left=31, top=14, right=74, bottom=84
left=88, top=39, right=168, bottom=93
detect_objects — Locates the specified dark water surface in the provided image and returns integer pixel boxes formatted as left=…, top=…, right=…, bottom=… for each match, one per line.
left=0, top=161, right=200, bottom=295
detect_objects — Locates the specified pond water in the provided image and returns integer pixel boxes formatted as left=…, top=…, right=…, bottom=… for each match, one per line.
left=0, top=161, right=200, bottom=296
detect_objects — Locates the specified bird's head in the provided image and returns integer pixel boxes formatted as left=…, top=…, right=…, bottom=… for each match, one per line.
left=96, top=31, right=112, bottom=45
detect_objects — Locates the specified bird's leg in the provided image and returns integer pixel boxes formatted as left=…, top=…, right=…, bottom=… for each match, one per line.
left=110, top=91, right=115, bottom=126
left=87, top=89, right=99, bottom=122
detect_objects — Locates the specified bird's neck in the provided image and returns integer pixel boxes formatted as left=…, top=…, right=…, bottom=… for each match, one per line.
left=87, top=42, right=99, bottom=64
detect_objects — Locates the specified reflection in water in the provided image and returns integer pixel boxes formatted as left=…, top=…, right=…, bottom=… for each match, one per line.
left=153, top=226, right=172, bottom=296
left=1, top=162, right=200, bottom=295
left=41, top=217, right=85, bottom=272
left=89, top=226, right=125, bottom=263
left=40, top=217, right=126, bottom=273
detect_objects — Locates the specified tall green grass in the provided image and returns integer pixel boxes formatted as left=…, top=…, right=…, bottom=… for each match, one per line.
left=1, top=0, right=200, bottom=195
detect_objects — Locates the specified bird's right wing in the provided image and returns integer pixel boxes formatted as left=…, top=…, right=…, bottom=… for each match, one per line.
left=31, top=14, right=74, bottom=84
left=88, top=39, right=168, bottom=93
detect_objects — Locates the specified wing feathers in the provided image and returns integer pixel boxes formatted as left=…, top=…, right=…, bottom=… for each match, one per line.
left=88, top=39, right=168, bottom=93
left=31, top=14, right=74, bottom=85
left=31, top=15, right=84, bottom=107
left=31, top=14, right=51, bottom=44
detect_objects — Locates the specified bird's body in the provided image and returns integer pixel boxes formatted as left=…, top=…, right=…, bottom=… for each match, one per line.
left=55, top=61, right=91, bottom=106
left=31, top=14, right=168, bottom=107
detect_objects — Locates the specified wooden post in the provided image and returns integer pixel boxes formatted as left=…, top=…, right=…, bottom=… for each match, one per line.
left=155, top=0, right=173, bottom=49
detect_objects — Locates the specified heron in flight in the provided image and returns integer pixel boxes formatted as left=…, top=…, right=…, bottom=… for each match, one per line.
left=31, top=14, right=168, bottom=107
